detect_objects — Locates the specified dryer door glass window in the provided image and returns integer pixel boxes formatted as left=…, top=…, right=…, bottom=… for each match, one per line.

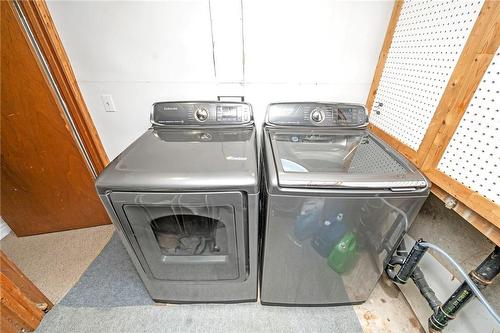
left=121, top=202, right=242, bottom=282
left=150, top=210, right=228, bottom=258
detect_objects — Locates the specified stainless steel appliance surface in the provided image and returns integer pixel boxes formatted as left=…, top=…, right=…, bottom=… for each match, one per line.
left=260, top=102, right=430, bottom=306
left=96, top=101, right=259, bottom=303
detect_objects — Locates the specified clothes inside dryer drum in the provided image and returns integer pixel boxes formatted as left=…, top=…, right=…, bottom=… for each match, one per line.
left=122, top=203, right=239, bottom=281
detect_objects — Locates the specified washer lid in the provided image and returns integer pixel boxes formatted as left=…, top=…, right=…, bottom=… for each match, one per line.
left=268, top=129, right=427, bottom=191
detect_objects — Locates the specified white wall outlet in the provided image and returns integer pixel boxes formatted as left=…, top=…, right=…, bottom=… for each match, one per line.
left=101, top=94, right=117, bottom=112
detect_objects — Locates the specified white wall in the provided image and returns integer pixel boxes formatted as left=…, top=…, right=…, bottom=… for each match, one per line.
left=0, top=217, right=12, bottom=240
left=47, top=0, right=394, bottom=160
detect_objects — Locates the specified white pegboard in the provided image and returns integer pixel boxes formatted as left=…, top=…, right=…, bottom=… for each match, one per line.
left=370, top=0, right=484, bottom=150
left=438, top=49, right=500, bottom=204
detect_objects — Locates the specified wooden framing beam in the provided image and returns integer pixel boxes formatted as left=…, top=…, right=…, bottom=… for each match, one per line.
left=366, top=0, right=404, bottom=114
left=426, top=169, right=500, bottom=228
left=430, top=184, right=499, bottom=246
left=369, top=124, right=417, bottom=165
left=420, top=0, right=500, bottom=229
left=418, top=0, right=500, bottom=167
left=365, top=0, right=500, bottom=243
left=365, top=0, right=419, bottom=165
left=17, top=0, right=109, bottom=174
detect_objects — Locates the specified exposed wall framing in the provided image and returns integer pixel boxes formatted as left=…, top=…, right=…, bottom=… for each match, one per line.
left=367, top=0, right=500, bottom=245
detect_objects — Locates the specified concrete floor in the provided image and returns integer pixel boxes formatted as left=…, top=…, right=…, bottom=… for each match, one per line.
left=0, top=224, right=422, bottom=332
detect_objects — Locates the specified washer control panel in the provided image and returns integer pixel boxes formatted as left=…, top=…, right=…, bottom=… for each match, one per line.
left=267, top=103, right=368, bottom=128
left=152, top=102, right=253, bottom=126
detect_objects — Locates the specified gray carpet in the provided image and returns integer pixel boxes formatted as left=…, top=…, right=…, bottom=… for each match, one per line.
left=59, top=235, right=153, bottom=307
left=36, top=233, right=363, bottom=333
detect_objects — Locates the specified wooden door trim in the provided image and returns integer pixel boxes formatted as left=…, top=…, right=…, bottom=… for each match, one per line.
left=1, top=251, right=52, bottom=332
left=16, top=0, right=109, bottom=174
left=0, top=251, right=53, bottom=311
left=2, top=0, right=111, bottom=235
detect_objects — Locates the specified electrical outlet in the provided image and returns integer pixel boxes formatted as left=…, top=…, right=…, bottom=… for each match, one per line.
left=101, top=94, right=116, bottom=112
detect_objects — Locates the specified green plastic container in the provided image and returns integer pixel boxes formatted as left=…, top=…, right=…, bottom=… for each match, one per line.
left=327, top=232, right=357, bottom=274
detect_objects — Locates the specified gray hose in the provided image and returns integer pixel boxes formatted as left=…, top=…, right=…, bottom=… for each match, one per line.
left=420, top=242, right=500, bottom=324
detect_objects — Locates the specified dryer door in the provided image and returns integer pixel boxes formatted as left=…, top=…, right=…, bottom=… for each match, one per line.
left=110, top=192, right=247, bottom=282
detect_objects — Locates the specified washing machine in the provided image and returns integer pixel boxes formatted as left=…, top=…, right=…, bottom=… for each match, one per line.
left=260, top=102, right=430, bottom=305
left=96, top=101, right=259, bottom=303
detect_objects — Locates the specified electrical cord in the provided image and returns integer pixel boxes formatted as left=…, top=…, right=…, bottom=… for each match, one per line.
left=380, top=197, right=409, bottom=231
left=420, top=242, right=500, bottom=324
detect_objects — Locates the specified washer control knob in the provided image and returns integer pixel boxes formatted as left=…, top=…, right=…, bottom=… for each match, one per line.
left=310, top=109, right=324, bottom=123
left=195, top=108, right=209, bottom=122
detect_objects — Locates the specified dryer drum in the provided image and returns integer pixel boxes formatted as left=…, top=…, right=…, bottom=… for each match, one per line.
left=150, top=214, right=227, bottom=256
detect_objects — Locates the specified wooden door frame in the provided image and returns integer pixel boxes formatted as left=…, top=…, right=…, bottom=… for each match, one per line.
left=366, top=0, right=500, bottom=245
left=15, top=0, right=109, bottom=174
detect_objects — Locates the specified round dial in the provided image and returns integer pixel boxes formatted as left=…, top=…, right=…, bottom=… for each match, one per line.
left=195, top=108, right=209, bottom=122
left=310, top=108, right=325, bottom=123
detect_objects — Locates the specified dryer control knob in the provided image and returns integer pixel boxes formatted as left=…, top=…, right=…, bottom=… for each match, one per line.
left=195, top=108, right=209, bottom=122
left=310, top=109, right=324, bottom=123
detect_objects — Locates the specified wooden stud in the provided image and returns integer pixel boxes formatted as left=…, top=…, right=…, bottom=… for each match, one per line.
left=369, top=124, right=417, bottom=164
left=430, top=184, right=499, bottom=246
left=365, top=0, right=404, bottom=114
left=426, top=170, right=500, bottom=228
left=17, top=0, right=109, bottom=174
left=419, top=0, right=500, bottom=168
left=365, top=0, right=500, bottom=237
left=417, top=0, right=500, bottom=231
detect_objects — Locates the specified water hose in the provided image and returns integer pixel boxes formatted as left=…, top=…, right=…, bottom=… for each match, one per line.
left=386, top=240, right=500, bottom=331
left=420, top=242, right=500, bottom=326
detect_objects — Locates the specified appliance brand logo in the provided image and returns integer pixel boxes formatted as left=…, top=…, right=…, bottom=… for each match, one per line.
left=163, top=106, right=178, bottom=111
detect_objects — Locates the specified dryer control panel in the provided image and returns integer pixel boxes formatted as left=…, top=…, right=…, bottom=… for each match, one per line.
left=151, top=102, right=253, bottom=126
left=266, top=103, right=368, bottom=128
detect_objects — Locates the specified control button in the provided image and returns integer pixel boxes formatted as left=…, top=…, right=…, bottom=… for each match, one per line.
left=310, top=109, right=324, bottom=123
left=195, top=108, right=209, bottom=122
left=199, top=132, right=212, bottom=141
